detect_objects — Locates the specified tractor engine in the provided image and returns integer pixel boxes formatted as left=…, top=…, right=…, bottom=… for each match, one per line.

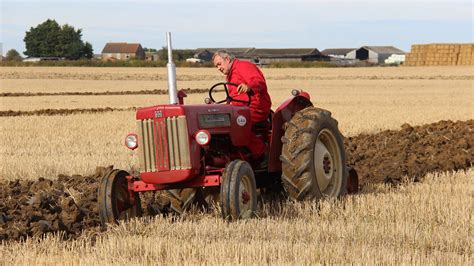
left=128, top=104, right=252, bottom=185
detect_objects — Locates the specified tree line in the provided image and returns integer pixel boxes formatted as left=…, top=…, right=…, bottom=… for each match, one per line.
left=4, top=19, right=194, bottom=62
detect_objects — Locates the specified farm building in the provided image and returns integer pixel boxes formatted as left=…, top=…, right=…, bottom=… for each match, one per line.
left=193, top=48, right=329, bottom=64
left=101, top=42, right=145, bottom=61
left=23, top=57, right=65, bottom=62
left=321, top=48, right=356, bottom=59
left=346, top=46, right=405, bottom=64
left=193, top=48, right=254, bottom=61
left=245, top=48, right=329, bottom=64
left=145, top=52, right=159, bottom=61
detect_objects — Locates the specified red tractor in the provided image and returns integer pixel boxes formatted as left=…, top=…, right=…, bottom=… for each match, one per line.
left=98, top=33, right=358, bottom=224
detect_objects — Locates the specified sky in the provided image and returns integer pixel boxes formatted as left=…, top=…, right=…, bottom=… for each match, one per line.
left=1, top=0, right=473, bottom=56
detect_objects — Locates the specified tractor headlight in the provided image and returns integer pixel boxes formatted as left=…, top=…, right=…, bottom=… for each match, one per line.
left=125, top=134, right=138, bottom=150
left=195, top=130, right=211, bottom=146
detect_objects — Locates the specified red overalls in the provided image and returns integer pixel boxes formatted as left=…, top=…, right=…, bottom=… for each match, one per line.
left=226, top=59, right=272, bottom=158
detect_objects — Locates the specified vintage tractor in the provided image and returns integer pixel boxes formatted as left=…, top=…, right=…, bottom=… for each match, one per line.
left=98, top=33, right=358, bottom=224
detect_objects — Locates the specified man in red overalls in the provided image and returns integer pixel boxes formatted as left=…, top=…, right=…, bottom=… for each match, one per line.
left=213, top=50, right=272, bottom=164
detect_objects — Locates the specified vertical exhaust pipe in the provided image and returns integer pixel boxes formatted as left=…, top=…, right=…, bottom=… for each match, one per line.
left=166, top=32, right=178, bottom=104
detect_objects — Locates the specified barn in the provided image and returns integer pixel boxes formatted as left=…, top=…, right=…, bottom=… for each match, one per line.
left=245, top=48, right=329, bottom=64
left=193, top=48, right=329, bottom=64
left=346, top=46, right=405, bottom=64
left=321, top=48, right=356, bottom=59
left=101, top=42, right=146, bottom=61
left=145, top=51, right=159, bottom=61
left=193, top=48, right=254, bottom=61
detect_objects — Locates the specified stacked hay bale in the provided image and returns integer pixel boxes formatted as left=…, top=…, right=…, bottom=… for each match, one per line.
left=404, top=43, right=473, bottom=66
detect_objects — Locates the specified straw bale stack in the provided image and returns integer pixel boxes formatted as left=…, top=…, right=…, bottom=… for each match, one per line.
left=404, top=43, right=473, bottom=66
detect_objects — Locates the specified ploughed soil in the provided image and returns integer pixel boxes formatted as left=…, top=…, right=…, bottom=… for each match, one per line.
left=0, top=107, right=135, bottom=117
left=0, top=172, right=103, bottom=242
left=0, top=88, right=209, bottom=97
left=0, top=119, right=472, bottom=242
left=345, top=119, right=473, bottom=185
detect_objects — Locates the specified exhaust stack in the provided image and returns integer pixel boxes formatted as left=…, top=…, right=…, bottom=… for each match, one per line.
left=166, top=32, right=178, bottom=104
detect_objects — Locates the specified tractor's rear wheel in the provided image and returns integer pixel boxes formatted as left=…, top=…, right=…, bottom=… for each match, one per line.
left=281, top=107, right=348, bottom=201
left=98, top=169, right=142, bottom=225
left=221, top=160, right=257, bottom=220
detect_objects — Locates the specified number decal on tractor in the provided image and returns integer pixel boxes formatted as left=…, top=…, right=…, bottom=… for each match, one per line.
left=236, top=115, right=247, bottom=126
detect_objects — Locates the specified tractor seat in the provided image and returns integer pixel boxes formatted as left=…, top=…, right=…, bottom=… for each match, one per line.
left=252, top=110, right=273, bottom=134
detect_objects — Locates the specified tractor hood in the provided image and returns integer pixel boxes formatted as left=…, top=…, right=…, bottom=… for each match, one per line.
left=136, top=104, right=252, bottom=146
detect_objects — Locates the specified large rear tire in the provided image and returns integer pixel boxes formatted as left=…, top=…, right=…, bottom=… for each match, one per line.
left=98, top=169, right=142, bottom=225
left=280, top=107, right=348, bottom=201
left=221, top=160, right=257, bottom=220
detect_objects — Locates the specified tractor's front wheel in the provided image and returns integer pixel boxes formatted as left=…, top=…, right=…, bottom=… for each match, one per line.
left=281, top=107, right=348, bottom=201
left=98, top=169, right=142, bottom=225
left=220, top=160, right=257, bottom=220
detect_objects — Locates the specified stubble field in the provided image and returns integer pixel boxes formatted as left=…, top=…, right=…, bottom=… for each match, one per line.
left=0, top=66, right=472, bottom=264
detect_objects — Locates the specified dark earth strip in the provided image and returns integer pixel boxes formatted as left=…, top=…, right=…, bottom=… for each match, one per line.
left=0, top=88, right=209, bottom=97
left=0, top=107, right=136, bottom=117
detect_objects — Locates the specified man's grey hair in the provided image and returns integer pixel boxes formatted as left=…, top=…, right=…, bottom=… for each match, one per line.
left=213, top=50, right=235, bottom=61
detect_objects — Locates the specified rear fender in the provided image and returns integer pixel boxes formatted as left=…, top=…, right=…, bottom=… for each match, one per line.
left=268, top=93, right=313, bottom=172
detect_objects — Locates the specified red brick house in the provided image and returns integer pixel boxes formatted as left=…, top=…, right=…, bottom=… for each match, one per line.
left=101, top=42, right=145, bottom=61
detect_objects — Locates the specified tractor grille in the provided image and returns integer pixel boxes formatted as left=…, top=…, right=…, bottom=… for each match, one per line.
left=137, top=116, right=191, bottom=172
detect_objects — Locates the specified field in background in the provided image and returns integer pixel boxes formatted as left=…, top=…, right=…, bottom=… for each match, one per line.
left=0, top=66, right=472, bottom=264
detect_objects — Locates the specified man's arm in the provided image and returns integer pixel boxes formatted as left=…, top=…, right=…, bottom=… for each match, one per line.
left=236, top=65, right=266, bottom=94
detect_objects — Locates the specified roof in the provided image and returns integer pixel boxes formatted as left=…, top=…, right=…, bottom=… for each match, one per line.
left=246, top=48, right=320, bottom=57
left=361, top=46, right=405, bottom=54
left=195, top=48, right=254, bottom=57
left=102, top=43, right=142, bottom=53
left=321, top=48, right=356, bottom=56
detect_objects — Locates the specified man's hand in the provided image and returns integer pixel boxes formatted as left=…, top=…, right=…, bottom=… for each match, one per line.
left=237, top=83, right=251, bottom=94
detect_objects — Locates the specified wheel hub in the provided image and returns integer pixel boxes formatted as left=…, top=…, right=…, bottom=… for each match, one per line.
left=323, top=155, right=331, bottom=174
left=239, top=175, right=252, bottom=212
left=241, top=191, right=250, bottom=204
left=314, top=138, right=334, bottom=191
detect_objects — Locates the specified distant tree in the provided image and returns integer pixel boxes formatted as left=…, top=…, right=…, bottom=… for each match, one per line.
left=57, top=24, right=84, bottom=59
left=82, top=42, right=94, bottom=59
left=23, top=19, right=61, bottom=57
left=23, top=19, right=93, bottom=60
left=143, top=47, right=157, bottom=52
left=5, top=49, right=22, bottom=61
left=157, top=47, right=196, bottom=61
left=157, top=47, right=167, bottom=60
left=178, top=49, right=196, bottom=60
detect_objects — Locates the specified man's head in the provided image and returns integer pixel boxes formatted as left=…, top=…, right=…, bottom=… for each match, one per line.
left=213, top=50, right=235, bottom=75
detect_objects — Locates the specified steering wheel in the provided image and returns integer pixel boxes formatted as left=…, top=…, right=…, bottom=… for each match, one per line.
left=208, top=82, right=251, bottom=106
